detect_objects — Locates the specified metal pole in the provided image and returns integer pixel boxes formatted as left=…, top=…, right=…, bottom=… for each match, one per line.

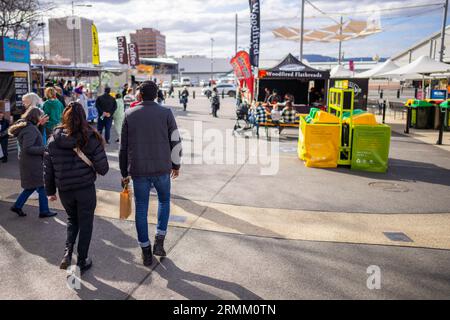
left=338, top=16, right=343, bottom=64
left=72, top=1, right=77, bottom=68
left=211, top=38, right=214, bottom=84
left=235, top=13, right=238, bottom=55
left=300, top=0, right=305, bottom=61
left=439, top=0, right=449, bottom=62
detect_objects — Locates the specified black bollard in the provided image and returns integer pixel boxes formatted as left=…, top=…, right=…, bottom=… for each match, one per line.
left=193, top=91, right=196, bottom=99
left=222, top=90, right=225, bottom=99
left=382, top=100, right=386, bottom=124
left=405, top=107, right=411, bottom=134
left=397, top=89, right=400, bottom=99
left=437, top=108, right=445, bottom=145
left=380, top=89, right=383, bottom=99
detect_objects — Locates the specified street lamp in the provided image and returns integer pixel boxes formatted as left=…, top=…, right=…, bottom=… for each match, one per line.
left=37, top=22, right=46, bottom=61
left=71, top=1, right=93, bottom=68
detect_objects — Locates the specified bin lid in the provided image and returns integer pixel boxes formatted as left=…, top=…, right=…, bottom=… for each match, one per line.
left=410, top=100, right=435, bottom=108
left=439, top=100, right=450, bottom=109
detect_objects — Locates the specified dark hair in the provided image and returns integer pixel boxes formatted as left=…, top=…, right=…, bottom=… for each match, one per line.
left=57, top=102, right=104, bottom=148
left=115, top=93, right=122, bottom=99
left=104, top=87, right=111, bottom=94
left=22, top=107, right=42, bottom=125
left=139, top=81, right=158, bottom=101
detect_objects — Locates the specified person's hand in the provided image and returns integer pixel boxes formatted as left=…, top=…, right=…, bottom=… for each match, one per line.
left=38, top=115, right=49, bottom=126
left=171, top=169, right=180, bottom=179
left=48, top=195, right=57, bottom=202
left=121, top=176, right=130, bottom=188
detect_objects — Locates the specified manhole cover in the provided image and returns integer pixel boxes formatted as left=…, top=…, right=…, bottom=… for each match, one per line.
left=383, top=232, right=413, bottom=243
left=368, top=182, right=410, bottom=193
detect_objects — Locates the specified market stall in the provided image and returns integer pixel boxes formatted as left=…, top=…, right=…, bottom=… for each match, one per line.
left=257, top=54, right=330, bottom=113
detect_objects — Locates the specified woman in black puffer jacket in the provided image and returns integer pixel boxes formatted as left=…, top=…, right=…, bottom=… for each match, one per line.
left=44, top=102, right=109, bottom=274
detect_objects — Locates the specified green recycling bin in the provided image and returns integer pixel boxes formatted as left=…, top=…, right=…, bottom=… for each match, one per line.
left=410, top=100, right=435, bottom=129
left=440, top=100, right=450, bottom=131
left=351, top=125, right=391, bottom=173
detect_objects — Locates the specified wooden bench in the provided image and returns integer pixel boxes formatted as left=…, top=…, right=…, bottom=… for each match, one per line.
left=258, top=122, right=299, bottom=137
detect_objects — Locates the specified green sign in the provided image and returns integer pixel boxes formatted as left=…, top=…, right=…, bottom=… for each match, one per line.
left=351, top=125, right=391, bottom=173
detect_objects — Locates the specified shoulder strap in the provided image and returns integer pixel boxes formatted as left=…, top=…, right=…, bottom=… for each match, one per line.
left=73, top=147, right=93, bottom=168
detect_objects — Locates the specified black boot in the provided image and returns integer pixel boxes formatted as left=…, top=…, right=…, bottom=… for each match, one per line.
left=153, top=235, right=167, bottom=257
left=77, top=257, right=93, bottom=275
left=60, top=245, right=74, bottom=270
left=141, top=245, right=153, bottom=266
left=10, top=206, right=26, bottom=217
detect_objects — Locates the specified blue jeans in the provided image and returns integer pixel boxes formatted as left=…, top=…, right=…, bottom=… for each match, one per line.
left=97, top=116, right=113, bottom=143
left=14, top=186, right=50, bottom=214
left=133, top=175, right=171, bottom=248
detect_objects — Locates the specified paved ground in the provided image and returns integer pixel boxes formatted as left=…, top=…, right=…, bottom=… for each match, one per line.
left=0, top=93, right=449, bottom=299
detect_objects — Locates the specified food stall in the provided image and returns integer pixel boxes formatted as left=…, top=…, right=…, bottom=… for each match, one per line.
left=256, top=54, right=330, bottom=113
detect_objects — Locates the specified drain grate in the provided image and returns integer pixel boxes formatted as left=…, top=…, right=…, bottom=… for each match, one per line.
left=369, top=182, right=410, bottom=193
left=383, top=232, right=413, bottom=243
left=169, top=215, right=187, bottom=223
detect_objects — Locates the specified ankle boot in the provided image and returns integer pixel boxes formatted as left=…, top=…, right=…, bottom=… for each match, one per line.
left=141, top=246, right=153, bottom=266
left=153, top=235, right=167, bottom=257
left=77, top=257, right=93, bottom=275
left=60, top=245, right=74, bottom=270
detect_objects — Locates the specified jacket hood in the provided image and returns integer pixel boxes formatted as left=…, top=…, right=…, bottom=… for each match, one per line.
left=8, top=120, right=29, bottom=137
left=53, top=128, right=95, bottom=149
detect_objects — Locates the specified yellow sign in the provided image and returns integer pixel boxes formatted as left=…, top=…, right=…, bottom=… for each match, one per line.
left=136, top=64, right=154, bottom=75
left=335, top=80, right=349, bottom=89
left=92, top=24, right=100, bottom=65
left=14, top=72, right=28, bottom=78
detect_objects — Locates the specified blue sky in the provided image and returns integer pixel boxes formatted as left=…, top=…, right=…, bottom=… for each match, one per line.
left=41, top=0, right=450, bottom=62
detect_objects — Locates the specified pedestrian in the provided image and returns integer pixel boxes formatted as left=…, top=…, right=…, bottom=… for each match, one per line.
left=0, top=110, right=10, bottom=163
left=113, top=93, right=125, bottom=143
left=119, top=81, right=182, bottom=266
left=44, top=102, right=109, bottom=274
left=157, top=87, right=165, bottom=105
left=130, top=90, right=142, bottom=108
left=22, top=93, right=43, bottom=111
left=122, top=83, right=129, bottom=98
left=168, top=84, right=174, bottom=98
left=8, top=107, right=56, bottom=218
left=74, top=85, right=88, bottom=119
left=180, top=86, right=189, bottom=111
left=95, top=87, right=117, bottom=144
left=211, top=87, right=220, bottom=118
left=42, top=87, right=65, bottom=138
left=123, top=88, right=135, bottom=110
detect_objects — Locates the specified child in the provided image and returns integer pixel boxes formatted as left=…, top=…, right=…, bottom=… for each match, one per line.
left=271, top=104, right=282, bottom=133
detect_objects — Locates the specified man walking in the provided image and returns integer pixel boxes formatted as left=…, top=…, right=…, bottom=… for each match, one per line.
left=95, top=87, right=117, bottom=144
left=119, top=81, right=182, bottom=266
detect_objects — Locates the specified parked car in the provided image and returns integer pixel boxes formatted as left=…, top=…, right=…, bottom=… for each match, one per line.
left=172, top=79, right=180, bottom=87
left=202, top=83, right=236, bottom=98
left=162, top=81, right=170, bottom=89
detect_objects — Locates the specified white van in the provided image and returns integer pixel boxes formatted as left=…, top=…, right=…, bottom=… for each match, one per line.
left=181, top=77, right=191, bottom=87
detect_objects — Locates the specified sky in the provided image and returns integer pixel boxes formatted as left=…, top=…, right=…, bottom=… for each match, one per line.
left=40, top=0, right=450, bottom=63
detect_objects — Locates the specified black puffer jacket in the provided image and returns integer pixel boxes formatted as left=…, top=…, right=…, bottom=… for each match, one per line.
left=44, top=128, right=109, bottom=195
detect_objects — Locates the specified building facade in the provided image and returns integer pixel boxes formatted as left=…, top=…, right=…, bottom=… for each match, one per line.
left=130, top=28, right=166, bottom=58
left=49, top=16, right=93, bottom=64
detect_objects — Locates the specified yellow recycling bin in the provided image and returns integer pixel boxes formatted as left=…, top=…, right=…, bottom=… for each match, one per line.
left=298, top=116, right=341, bottom=168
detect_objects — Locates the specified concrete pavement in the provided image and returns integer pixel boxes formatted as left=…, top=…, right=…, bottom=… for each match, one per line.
left=0, top=93, right=449, bottom=299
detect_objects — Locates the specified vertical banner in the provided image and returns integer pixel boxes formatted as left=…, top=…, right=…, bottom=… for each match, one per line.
left=92, top=24, right=100, bottom=65
left=117, top=36, right=128, bottom=65
left=230, top=51, right=254, bottom=99
left=349, top=60, right=355, bottom=72
left=128, top=42, right=140, bottom=67
left=249, top=0, right=261, bottom=68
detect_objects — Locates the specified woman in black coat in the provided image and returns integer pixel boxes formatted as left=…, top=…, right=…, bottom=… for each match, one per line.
left=8, top=108, right=56, bottom=218
left=0, top=110, right=9, bottom=162
left=44, top=102, right=109, bottom=274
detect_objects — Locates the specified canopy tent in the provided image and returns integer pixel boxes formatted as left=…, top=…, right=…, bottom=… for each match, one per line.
left=257, top=53, right=329, bottom=107
left=382, top=56, right=450, bottom=77
left=272, top=19, right=382, bottom=43
left=330, top=65, right=355, bottom=78
left=356, top=59, right=399, bottom=79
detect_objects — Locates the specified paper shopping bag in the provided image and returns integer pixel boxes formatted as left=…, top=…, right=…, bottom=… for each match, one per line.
left=120, top=184, right=132, bottom=220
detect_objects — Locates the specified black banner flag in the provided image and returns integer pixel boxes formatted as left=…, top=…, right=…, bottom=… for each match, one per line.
left=249, top=0, right=261, bottom=68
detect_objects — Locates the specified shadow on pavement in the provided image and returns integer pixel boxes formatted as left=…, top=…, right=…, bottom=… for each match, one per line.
left=154, top=257, right=262, bottom=300
left=0, top=202, right=148, bottom=299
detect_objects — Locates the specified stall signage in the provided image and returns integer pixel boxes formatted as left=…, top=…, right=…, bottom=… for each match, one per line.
left=128, top=42, right=140, bottom=67
left=117, top=36, right=128, bottom=65
left=431, top=90, right=447, bottom=100
left=335, top=80, right=349, bottom=89
left=265, top=70, right=324, bottom=79
left=0, top=37, right=30, bottom=64
left=14, top=72, right=28, bottom=111
left=230, top=51, right=254, bottom=97
left=249, top=0, right=260, bottom=67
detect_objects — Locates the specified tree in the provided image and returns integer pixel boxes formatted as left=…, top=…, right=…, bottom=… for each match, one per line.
left=0, top=0, right=53, bottom=41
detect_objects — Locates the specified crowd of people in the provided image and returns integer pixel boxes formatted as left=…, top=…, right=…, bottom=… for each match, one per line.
left=2, top=79, right=182, bottom=275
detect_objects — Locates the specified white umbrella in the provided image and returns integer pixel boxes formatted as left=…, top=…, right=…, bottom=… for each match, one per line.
left=356, top=59, right=399, bottom=78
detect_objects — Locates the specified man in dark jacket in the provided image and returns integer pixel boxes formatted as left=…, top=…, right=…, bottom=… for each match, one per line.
left=95, top=87, right=117, bottom=144
left=0, top=111, right=10, bottom=162
left=119, top=80, right=182, bottom=266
